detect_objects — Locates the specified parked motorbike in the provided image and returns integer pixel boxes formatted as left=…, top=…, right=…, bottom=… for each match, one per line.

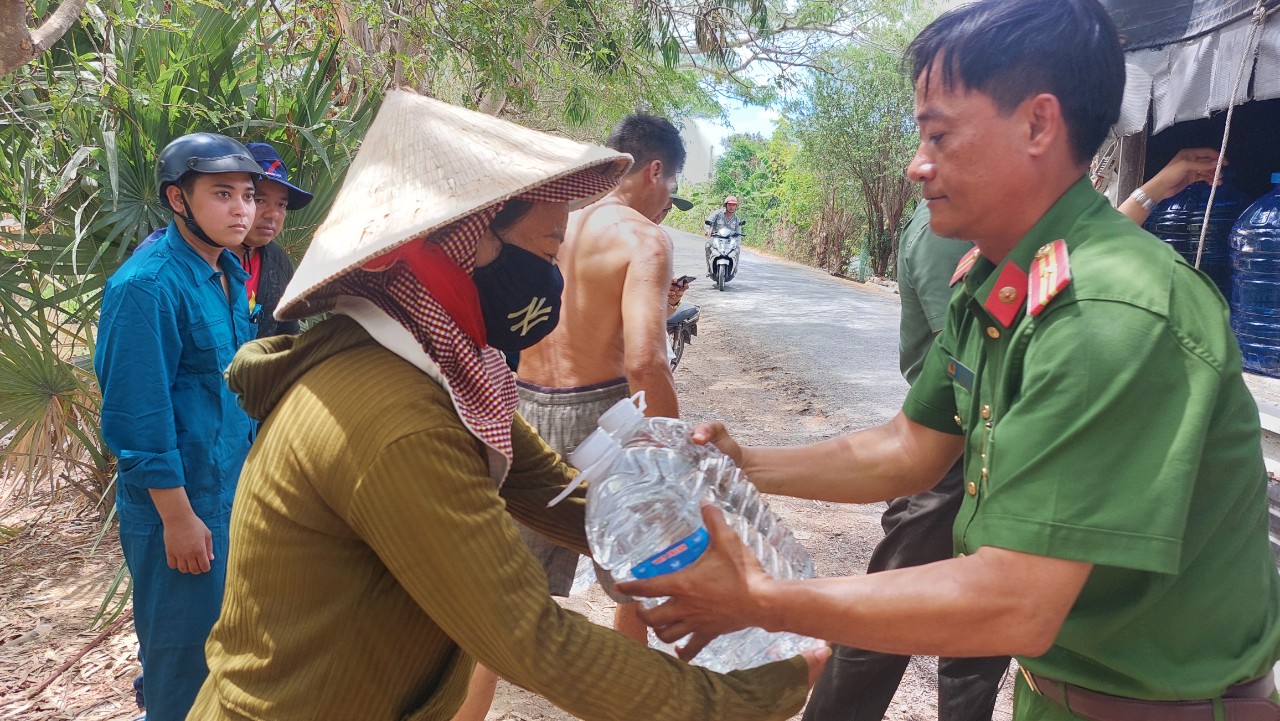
left=667, top=301, right=700, bottom=370
left=704, top=222, right=743, bottom=291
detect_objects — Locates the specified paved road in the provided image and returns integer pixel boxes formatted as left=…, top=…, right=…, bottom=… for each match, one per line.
left=667, top=226, right=910, bottom=434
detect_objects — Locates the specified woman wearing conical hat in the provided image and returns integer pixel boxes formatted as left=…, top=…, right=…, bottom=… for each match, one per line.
left=187, top=91, right=825, bottom=721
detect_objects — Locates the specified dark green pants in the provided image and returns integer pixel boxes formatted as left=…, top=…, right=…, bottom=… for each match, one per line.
left=802, top=461, right=1010, bottom=721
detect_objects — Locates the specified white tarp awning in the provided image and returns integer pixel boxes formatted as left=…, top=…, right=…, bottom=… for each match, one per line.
left=1116, top=8, right=1278, bottom=135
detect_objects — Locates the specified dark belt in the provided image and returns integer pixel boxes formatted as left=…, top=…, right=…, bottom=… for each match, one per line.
left=1024, top=668, right=1280, bottom=721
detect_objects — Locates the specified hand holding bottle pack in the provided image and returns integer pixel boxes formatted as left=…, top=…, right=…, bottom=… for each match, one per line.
left=562, top=393, right=821, bottom=672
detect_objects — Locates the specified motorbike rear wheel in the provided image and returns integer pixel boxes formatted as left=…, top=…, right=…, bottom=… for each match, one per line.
left=669, top=329, right=687, bottom=370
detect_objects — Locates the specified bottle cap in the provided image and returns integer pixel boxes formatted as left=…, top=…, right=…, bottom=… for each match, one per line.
left=549, top=430, right=623, bottom=508
left=1272, top=172, right=1280, bottom=185
left=568, top=429, right=622, bottom=479
left=596, top=393, right=646, bottom=438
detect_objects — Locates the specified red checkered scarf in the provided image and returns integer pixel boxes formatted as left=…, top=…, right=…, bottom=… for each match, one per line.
left=339, top=171, right=617, bottom=481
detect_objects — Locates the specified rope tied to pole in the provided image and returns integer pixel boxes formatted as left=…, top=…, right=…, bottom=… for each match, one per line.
left=1195, top=0, right=1270, bottom=270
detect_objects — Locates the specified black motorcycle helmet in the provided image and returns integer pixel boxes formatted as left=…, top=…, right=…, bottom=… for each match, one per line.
left=155, top=133, right=263, bottom=247
left=157, top=133, right=264, bottom=209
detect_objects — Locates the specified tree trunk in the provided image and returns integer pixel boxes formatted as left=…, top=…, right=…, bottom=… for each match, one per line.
left=0, top=0, right=87, bottom=78
left=883, top=173, right=913, bottom=278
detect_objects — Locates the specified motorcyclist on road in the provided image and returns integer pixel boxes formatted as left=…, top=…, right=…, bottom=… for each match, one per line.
left=705, top=195, right=743, bottom=236
left=705, top=196, right=743, bottom=271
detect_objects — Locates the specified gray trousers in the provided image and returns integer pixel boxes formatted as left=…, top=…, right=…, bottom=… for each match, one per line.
left=801, top=461, right=1010, bottom=721
left=514, top=379, right=629, bottom=596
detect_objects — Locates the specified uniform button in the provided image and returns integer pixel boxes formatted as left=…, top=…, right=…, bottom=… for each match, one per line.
left=966, top=481, right=977, bottom=496
left=980, top=405, right=991, bottom=419
left=956, top=552, right=967, bottom=558
left=986, top=326, right=1000, bottom=339
left=981, top=468, right=989, bottom=481
left=954, top=414, right=963, bottom=428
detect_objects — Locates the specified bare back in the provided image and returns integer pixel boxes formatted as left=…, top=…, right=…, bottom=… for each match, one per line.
left=518, top=196, right=676, bottom=413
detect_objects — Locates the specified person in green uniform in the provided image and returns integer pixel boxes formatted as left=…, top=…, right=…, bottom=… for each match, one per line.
left=616, top=1, right=1280, bottom=719
left=802, top=153, right=1234, bottom=721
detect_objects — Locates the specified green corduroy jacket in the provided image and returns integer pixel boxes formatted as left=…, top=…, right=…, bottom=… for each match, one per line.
left=188, top=315, right=807, bottom=721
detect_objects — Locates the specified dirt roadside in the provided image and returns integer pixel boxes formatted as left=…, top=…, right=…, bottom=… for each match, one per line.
left=0, top=505, right=136, bottom=721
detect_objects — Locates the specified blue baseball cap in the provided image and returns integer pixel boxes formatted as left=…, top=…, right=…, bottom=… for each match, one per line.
left=244, top=142, right=314, bottom=210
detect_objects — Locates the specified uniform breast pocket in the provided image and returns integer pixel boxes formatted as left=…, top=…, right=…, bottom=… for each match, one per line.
left=953, top=384, right=976, bottom=433
left=946, top=355, right=978, bottom=432
left=182, top=319, right=233, bottom=373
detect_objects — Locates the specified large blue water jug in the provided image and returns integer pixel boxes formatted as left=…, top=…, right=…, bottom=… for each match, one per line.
left=1144, top=173, right=1250, bottom=300
left=1230, top=173, right=1280, bottom=377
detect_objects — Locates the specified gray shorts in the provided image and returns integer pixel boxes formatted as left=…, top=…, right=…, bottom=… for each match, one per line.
left=515, top=378, right=629, bottom=597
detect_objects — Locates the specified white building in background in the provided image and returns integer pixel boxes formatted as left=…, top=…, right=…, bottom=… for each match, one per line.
left=680, top=123, right=716, bottom=184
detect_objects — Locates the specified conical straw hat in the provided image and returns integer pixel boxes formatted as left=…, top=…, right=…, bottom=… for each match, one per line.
left=277, top=90, right=633, bottom=320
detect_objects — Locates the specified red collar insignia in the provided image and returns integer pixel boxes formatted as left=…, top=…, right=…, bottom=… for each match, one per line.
left=983, top=262, right=1028, bottom=328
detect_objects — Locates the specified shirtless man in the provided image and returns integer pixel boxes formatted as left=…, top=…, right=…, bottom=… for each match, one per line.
left=517, top=113, right=684, bottom=636
left=449, top=114, right=686, bottom=721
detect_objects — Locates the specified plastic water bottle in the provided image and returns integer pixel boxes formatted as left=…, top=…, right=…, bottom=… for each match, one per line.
left=569, top=556, right=597, bottom=596
left=584, top=395, right=815, bottom=579
left=1144, top=173, right=1250, bottom=300
left=1231, top=173, right=1280, bottom=377
left=564, top=395, right=821, bottom=672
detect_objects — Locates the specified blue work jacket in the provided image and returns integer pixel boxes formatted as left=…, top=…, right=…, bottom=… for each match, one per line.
left=95, top=222, right=255, bottom=525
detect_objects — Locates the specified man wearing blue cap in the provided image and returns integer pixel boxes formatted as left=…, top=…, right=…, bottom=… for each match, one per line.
left=241, top=142, right=312, bottom=338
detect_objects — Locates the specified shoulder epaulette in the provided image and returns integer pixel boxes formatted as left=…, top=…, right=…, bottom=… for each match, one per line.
left=1028, top=239, right=1072, bottom=317
left=949, top=246, right=982, bottom=286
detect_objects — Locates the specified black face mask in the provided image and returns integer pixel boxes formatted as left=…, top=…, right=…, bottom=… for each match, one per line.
left=471, top=242, right=564, bottom=352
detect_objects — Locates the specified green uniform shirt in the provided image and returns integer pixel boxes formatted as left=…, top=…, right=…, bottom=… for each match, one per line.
left=897, top=203, right=974, bottom=385
left=904, top=178, right=1280, bottom=715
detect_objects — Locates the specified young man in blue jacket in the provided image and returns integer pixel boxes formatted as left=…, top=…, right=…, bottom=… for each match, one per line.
left=95, top=132, right=262, bottom=721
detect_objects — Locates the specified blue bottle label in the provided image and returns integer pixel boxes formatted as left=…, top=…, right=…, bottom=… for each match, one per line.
left=630, top=527, right=709, bottom=579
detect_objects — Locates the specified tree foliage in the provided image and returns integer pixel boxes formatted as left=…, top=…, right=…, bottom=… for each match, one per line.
left=790, top=23, right=920, bottom=276
left=328, top=0, right=886, bottom=132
